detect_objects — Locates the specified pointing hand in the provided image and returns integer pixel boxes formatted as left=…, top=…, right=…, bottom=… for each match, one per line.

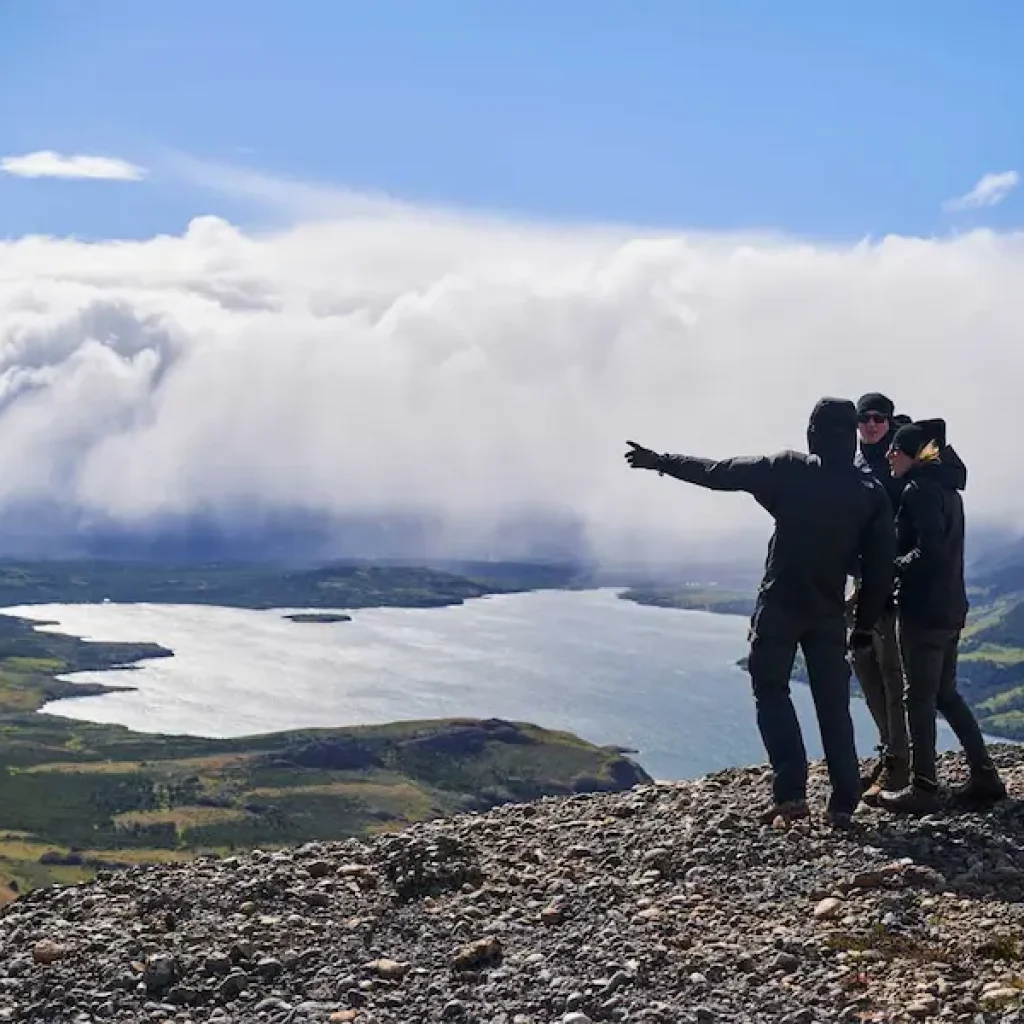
left=625, top=441, right=664, bottom=472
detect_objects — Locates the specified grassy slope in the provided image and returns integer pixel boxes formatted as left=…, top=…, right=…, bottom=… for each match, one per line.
left=0, top=560, right=641, bottom=898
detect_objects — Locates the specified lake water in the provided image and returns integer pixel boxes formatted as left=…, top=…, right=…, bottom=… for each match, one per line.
left=1, top=589, right=964, bottom=781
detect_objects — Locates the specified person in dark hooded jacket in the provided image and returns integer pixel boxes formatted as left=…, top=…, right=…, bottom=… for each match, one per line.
left=851, top=397, right=969, bottom=804
left=877, top=420, right=1006, bottom=814
left=626, top=398, right=895, bottom=825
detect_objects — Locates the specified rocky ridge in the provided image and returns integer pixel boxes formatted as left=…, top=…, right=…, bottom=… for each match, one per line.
left=4, top=748, right=1024, bottom=1023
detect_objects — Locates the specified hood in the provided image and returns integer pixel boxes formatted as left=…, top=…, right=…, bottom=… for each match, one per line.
left=918, top=418, right=947, bottom=447
left=807, top=397, right=857, bottom=466
left=915, top=418, right=966, bottom=490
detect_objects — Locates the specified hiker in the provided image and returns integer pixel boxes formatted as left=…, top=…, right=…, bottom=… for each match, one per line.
left=625, top=398, right=895, bottom=826
left=877, top=420, right=1007, bottom=814
left=850, top=393, right=911, bottom=804
left=851, top=396, right=971, bottom=804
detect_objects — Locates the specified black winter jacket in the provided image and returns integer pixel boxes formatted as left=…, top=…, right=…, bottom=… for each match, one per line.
left=895, top=456, right=968, bottom=631
left=654, top=399, right=895, bottom=631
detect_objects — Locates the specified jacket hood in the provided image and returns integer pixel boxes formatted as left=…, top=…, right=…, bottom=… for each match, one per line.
left=918, top=418, right=947, bottom=447
left=807, top=397, right=857, bottom=465
left=910, top=419, right=966, bottom=491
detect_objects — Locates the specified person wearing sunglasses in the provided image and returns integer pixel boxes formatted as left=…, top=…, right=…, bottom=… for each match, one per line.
left=850, top=393, right=911, bottom=804
left=851, top=396, right=971, bottom=805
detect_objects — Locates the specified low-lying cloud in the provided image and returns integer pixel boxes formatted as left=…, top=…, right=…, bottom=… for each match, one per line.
left=1, top=198, right=1023, bottom=564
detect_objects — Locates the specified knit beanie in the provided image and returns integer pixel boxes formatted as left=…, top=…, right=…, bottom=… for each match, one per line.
left=856, top=392, right=895, bottom=418
left=891, top=422, right=930, bottom=458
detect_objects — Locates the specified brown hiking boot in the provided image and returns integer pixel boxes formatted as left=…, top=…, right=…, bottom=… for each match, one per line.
left=862, top=755, right=910, bottom=808
left=757, top=800, right=810, bottom=826
left=860, top=756, right=885, bottom=795
left=952, top=768, right=1007, bottom=808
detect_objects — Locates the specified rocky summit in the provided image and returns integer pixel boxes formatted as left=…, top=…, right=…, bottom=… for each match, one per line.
left=5, top=749, right=1024, bottom=1023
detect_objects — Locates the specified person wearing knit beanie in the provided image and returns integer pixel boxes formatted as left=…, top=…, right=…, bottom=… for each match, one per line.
left=850, top=391, right=909, bottom=804
left=878, top=419, right=1006, bottom=814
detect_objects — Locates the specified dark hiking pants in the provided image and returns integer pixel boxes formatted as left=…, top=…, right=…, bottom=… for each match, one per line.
left=852, top=608, right=909, bottom=761
left=747, top=609, right=861, bottom=815
left=898, top=623, right=994, bottom=785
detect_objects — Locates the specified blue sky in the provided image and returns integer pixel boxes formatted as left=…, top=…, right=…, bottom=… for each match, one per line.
left=1, top=0, right=1022, bottom=240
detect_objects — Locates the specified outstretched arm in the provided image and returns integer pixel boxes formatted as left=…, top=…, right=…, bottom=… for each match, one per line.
left=625, top=442, right=780, bottom=501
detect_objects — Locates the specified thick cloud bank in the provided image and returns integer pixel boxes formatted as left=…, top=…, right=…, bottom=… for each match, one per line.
left=1, top=206, right=1022, bottom=563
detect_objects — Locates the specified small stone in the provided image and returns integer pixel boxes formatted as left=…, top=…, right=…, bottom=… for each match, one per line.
left=204, top=952, right=232, bottom=976
left=774, top=952, right=800, bottom=973
left=306, top=860, right=333, bottom=878
left=813, top=897, right=844, bottom=920
left=541, top=905, right=565, bottom=925
left=31, top=940, right=66, bottom=965
left=907, top=994, right=939, bottom=1018
left=980, top=988, right=1020, bottom=1008
left=256, top=957, right=284, bottom=980
left=562, top=1014, right=594, bottom=1024
left=143, top=954, right=177, bottom=994
left=365, top=958, right=410, bottom=980
left=443, top=1000, right=467, bottom=1020
left=453, top=936, right=503, bottom=971
left=329, top=1013, right=360, bottom=1023
left=219, top=971, right=248, bottom=1000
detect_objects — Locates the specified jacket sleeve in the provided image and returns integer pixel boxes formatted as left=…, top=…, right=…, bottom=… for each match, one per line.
left=855, top=488, right=897, bottom=631
left=655, top=453, right=782, bottom=504
left=895, top=482, right=947, bottom=575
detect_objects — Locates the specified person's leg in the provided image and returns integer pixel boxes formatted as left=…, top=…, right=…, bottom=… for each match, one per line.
left=853, top=641, right=889, bottom=750
left=801, top=618, right=862, bottom=816
left=878, top=623, right=943, bottom=813
left=934, top=630, right=990, bottom=770
left=747, top=614, right=807, bottom=816
left=875, top=610, right=910, bottom=767
left=900, top=626, right=944, bottom=786
left=933, top=631, right=1007, bottom=804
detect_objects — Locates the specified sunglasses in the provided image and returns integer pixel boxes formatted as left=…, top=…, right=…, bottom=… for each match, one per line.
left=857, top=413, right=888, bottom=425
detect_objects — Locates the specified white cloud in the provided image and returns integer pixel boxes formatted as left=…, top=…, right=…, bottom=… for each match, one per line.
left=1, top=196, right=1023, bottom=563
left=944, top=170, right=1020, bottom=212
left=0, top=151, right=147, bottom=181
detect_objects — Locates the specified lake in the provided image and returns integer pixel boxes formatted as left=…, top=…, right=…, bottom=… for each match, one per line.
left=2, top=589, right=963, bottom=781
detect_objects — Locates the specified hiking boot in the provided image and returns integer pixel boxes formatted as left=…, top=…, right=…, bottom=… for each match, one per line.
left=952, top=768, right=1007, bottom=808
left=862, top=755, right=910, bottom=808
left=859, top=747, right=887, bottom=793
left=878, top=780, right=942, bottom=816
left=757, top=800, right=810, bottom=826
left=824, top=809, right=855, bottom=830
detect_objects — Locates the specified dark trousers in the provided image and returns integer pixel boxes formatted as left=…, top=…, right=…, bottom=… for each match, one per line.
left=747, top=609, right=861, bottom=814
left=899, top=622, right=993, bottom=785
left=852, top=608, right=909, bottom=761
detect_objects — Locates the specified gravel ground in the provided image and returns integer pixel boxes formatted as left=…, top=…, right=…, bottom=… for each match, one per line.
left=4, top=747, right=1024, bottom=1023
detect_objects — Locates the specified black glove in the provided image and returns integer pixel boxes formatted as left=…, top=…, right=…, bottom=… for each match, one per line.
left=625, top=441, right=665, bottom=472
left=849, top=628, right=874, bottom=652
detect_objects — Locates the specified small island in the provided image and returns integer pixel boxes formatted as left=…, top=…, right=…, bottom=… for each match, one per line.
left=283, top=612, right=352, bottom=624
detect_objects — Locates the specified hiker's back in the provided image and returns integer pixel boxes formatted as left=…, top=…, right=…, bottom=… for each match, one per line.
left=761, top=453, right=883, bottom=617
